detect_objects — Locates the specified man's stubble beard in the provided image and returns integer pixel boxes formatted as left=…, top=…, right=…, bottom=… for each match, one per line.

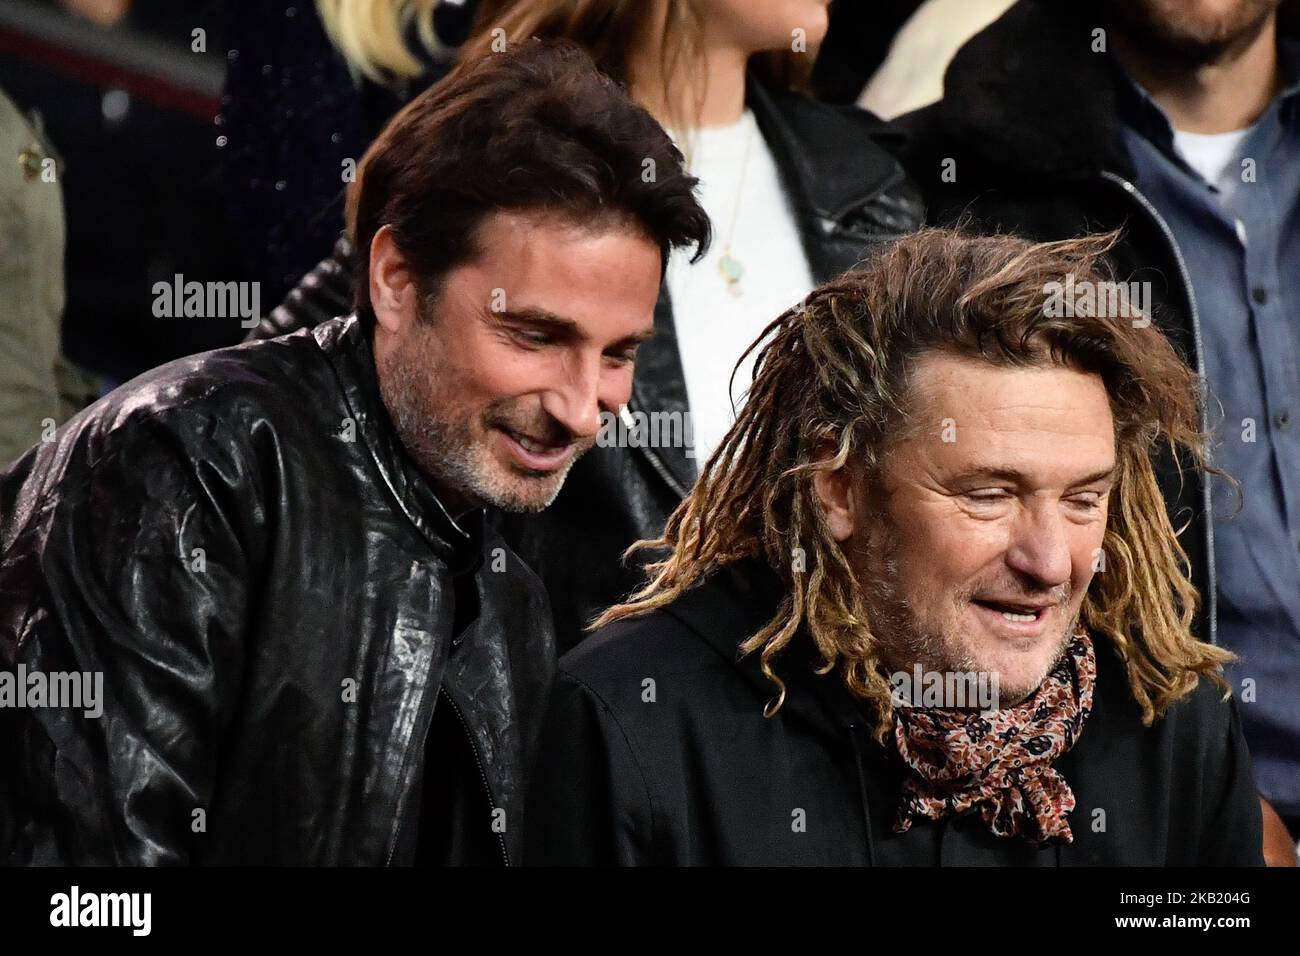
left=858, top=518, right=1078, bottom=707
left=375, top=324, right=586, bottom=515
left=1102, top=0, right=1281, bottom=70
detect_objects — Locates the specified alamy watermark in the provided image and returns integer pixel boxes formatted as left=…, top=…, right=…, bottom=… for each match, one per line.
left=598, top=407, right=696, bottom=458
left=0, top=664, right=103, bottom=718
left=153, top=273, right=261, bottom=328
left=1043, top=273, right=1151, bottom=327
left=891, top=666, right=1001, bottom=711
left=50, top=886, right=150, bottom=936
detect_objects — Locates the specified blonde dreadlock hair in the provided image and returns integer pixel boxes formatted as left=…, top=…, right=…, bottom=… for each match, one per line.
left=594, top=227, right=1234, bottom=741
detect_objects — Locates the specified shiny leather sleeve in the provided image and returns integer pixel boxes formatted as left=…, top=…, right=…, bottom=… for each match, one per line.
left=245, top=233, right=356, bottom=341
left=1, top=407, right=257, bottom=864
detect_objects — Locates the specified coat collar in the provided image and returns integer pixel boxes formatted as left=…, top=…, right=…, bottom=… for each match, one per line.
left=313, top=315, right=484, bottom=575
left=660, top=557, right=870, bottom=736
left=747, top=75, right=913, bottom=278
left=933, top=0, right=1300, bottom=182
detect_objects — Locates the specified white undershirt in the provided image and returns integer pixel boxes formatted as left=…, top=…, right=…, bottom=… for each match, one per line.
left=1173, top=126, right=1252, bottom=201
left=666, top=108, right=815, bottom=464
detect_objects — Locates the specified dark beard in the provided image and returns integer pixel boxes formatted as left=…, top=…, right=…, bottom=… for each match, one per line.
left=1101, top=0, right=1281, bottom=69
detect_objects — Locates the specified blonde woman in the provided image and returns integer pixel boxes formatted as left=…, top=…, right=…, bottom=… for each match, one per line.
left=260, top=0, right=924, bottom=652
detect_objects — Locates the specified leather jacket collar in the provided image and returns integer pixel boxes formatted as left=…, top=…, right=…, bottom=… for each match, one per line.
left=748, top=76, right=915, bottom=275
left=313, top=315, right=484, bottom=575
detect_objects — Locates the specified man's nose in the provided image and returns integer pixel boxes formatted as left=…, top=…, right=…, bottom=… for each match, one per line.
left=1005, top=502, right=1074, bottom=589
left=538, top=352, right=608, bottom=442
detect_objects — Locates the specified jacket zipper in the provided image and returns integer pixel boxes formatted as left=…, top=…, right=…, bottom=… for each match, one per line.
left=1098, top=171, right=1219, bottom=646
left=442, top=688, right=511, bottom=866
left=384, top=685, right=511, bottom=866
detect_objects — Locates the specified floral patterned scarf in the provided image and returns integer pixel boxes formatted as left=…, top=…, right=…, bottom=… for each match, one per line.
left=891, top=631, right=1097, bottom=846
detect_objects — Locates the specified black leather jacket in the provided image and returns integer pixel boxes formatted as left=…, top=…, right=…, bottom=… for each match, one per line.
left=0, top=316, right=554, bottom=865
left=251, top=79, right=925, bottom=651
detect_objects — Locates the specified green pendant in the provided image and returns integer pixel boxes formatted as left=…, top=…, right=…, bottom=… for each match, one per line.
left=719, top=253, right=744, bottom=282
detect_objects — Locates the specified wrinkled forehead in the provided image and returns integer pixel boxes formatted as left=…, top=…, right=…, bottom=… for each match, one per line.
left=887, top=352, right=1118, bottom=486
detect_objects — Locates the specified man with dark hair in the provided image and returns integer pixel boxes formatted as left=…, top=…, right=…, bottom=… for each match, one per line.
left=0, top=39, right=708, bottom=865
left=524, top=229, right=1263, bottom=866
left=892, top=0, right=1300, bottom=862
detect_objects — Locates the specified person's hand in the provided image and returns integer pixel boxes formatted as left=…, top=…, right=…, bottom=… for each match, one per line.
left=1261, top=797, right=1298, bottom=866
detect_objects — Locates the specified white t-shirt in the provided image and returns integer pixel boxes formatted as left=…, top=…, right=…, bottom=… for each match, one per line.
left=1173, top=126, right=1252, bottom=201
left=666, top=108, right=815, bottom=464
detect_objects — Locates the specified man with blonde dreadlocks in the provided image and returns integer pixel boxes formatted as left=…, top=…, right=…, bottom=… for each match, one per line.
left=523, top=228, right=1264, bottom=866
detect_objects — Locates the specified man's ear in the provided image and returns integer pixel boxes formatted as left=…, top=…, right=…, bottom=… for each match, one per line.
left=812, top=443, right=859, bottom=543
left=369, top=225, right=419, bottom=335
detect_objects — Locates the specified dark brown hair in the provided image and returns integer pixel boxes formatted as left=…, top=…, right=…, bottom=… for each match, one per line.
left=598, top=227, right=1234, bottom=738
left=346, top=37, right=711, bottom=326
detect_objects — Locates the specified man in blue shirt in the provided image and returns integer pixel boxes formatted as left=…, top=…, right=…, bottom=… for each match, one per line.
left=1111, top=0, right=1300, bottom=852
left=894, top=0, right=1300, bottom=862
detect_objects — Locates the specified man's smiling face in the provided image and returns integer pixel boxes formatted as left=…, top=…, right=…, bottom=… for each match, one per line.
left=372, top=209, right=663, bottom=515
left=828, top=352, right=1117, bottom=706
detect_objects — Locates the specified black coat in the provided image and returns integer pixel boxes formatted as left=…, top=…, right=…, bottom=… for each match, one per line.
left=250, top=77, right=925, bottom=652
left=0, top=316, right=554, bottom=865
left=524, top=559, right=1264, bottom=866
left=888, top=0, right=1300, bottom=647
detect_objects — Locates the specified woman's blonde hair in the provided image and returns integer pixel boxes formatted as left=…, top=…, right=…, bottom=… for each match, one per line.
left=459, top=1, right=814, bottom=136
left=595, top=227, right=1235, bottom=741
left=317, top=0, right=443, bottom=83
left=320, top=0, right=813, bottom=130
